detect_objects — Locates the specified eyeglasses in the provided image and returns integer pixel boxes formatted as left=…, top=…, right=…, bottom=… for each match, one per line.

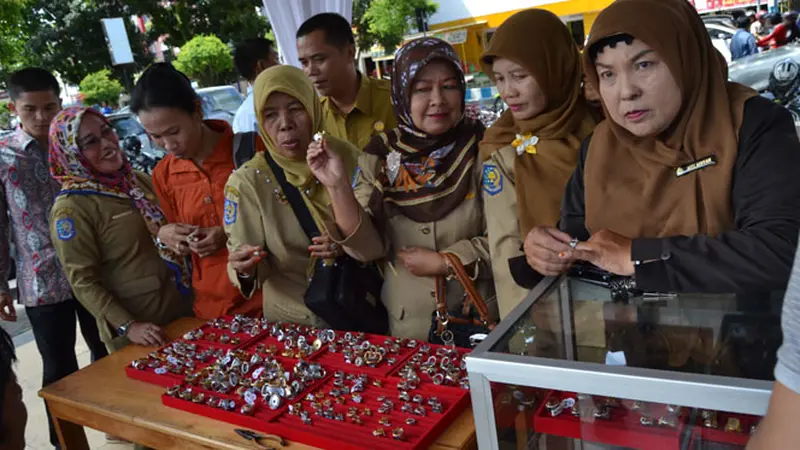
left=77, top=124, right=117, bottom=152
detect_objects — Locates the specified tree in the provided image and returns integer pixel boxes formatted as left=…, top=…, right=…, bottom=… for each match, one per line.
left=173, top=35, right=234, bottom=87
left=0, top=101, right=11, bottom=130
left=22, top=0, right=152, bottom=87
left=0, top=0, right=27, bottom=70
left=79, top=69, right=123, bottom=106
left=353, top=0, right=379, bottom=53
left=127, top=0, right=271, bottom=49
left=363, top=0, right=438, bottom=51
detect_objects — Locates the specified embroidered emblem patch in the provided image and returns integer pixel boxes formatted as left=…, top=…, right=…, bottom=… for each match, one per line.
left=224, top=198, right=238, bottom=225
left=55, top=218, right=76, bottom=241
left=483, top=164, right=503, bottom=196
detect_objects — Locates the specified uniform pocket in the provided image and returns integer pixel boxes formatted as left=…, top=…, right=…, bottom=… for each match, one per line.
left=116, top=275, right=161, bottom=299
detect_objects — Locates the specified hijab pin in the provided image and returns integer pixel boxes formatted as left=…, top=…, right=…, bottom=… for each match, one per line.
left=129, top=188, right=145, bottom=200
left=512, top=133, right=539, bottom=156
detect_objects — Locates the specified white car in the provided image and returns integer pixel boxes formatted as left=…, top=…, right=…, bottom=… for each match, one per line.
left=706, top=23, right=736, bottom=63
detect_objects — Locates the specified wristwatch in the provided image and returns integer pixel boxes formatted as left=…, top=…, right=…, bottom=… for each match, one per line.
left=117, top=320, right=134, bottom=337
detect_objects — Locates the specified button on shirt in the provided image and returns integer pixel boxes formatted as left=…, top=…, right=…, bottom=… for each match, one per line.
left=152, top=120, right=260, bottom=319
left=320, top=73, right=397, bottom=151
left=0, top=129, right=73, bottom=306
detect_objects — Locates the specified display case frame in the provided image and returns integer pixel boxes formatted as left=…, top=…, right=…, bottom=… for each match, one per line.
left=465, top=275, right=775, bottom=450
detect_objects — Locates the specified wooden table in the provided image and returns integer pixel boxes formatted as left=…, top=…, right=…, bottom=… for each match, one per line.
left=40, top=318, right=478, bottom=450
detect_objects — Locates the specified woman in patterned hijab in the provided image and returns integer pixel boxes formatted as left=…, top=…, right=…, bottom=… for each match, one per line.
left=48, top=106, right=191, bottom=349
left=308, top=37, right=496, bottom=339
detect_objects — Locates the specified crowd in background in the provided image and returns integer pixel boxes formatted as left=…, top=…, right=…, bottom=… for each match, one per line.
left=2, top=0, right=800, bottom=448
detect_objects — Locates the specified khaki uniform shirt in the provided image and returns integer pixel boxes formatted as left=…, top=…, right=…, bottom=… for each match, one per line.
left=223, top=153, right=323, bottom=327
left=50, top=173, right=190, bottom=350
left=320, top=73, right=397, bottom=151
left=482, top=145, right=531, bottom=318
left=328, top=153, right=497, bottom=340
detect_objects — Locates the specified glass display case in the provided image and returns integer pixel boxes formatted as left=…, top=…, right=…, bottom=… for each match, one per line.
left=466, top=273, right=783, bottom=449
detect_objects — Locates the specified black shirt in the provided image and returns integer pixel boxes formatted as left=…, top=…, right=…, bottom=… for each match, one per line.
left=560, top=96, right=800, bottom=294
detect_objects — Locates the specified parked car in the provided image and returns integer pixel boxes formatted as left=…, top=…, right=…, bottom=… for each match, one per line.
left=702, top=14, right=736, bottom=29
left=196, top=86, right=244, bottom=125
left=729, top=43, right=800, bottom=92
left=706, top=22, right=736, bottom=63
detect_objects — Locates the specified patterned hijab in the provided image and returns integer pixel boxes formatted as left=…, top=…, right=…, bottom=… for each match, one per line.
left=49, top=106, right=191, bottom=293
left=364, top=37, right=485, bottom=223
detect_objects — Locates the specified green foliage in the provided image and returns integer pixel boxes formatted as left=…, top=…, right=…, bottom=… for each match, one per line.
left=128, top=0, right=271, bottom=48
left=0, top=0, right=27, bottom=71
left=0, top=100, right=11, bottom=129
left=364, top=0, right=438, bottom=51
left=173, top=35, right=234, bottom=87
left=22, top=0, right=152, bottom=87
left=79, top=69, right=123, bottom=106
left=353, top=0, right=379, bottom=53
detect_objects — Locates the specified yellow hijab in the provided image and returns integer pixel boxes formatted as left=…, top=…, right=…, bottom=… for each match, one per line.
left=253, top=65, right=359, bottom=229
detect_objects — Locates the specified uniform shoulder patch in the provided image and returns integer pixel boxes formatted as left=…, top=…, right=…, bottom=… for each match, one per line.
left=223, top=198, right=238, bottom=225
left=55, top=217, right=76, bottom=241
left=483, top=164, right=503, bottom=196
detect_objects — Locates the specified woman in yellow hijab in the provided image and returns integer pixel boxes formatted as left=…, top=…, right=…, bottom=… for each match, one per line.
left=223, top=65, right=359, bottom=325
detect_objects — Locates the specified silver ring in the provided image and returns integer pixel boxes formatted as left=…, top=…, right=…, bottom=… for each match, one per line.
left=569, top=237, right=579, bottom=249
left=329, top=242, right=338, bottom=251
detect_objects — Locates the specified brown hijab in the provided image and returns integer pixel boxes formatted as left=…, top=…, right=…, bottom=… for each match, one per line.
left=365, top=37, right=484, bottom=223
left=582, top=0, right=756, bottom=239
left=480, top=9, right=596, bottom=237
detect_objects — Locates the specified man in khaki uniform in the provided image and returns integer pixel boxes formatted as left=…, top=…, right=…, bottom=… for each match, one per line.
left=50, top=173, right=189, bottom=352
left=296, top=13, right=396, bottom=150
left=223, top=154, right=324, bottom=327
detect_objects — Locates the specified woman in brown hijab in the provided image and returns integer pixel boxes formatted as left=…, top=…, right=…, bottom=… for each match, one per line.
left=308, top=38, right=496, bottom=339
left=479, top=9, right=596, bottom=317
left=525, top=0, right=800, bottom=294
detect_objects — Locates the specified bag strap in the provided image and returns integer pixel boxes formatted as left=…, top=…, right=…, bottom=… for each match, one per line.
left=435, top=253, right=494, bottom=332
left=263, top=151, right=320, bottom=241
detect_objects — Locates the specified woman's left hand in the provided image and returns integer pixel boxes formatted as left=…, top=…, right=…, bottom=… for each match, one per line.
left=308, top=234, right=344, bottom=259
left=397, top=247, right=448, bottom=277
left=573, top=229, right=635, bottom=276
left=188, top=226, right=227, bottom=258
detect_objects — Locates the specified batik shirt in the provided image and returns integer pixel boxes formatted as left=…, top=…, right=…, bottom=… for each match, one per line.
left=0, top=129, right=72, bottom=306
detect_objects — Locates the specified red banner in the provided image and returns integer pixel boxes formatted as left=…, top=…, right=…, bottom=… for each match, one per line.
left=689, top=0, right=758, bottom=13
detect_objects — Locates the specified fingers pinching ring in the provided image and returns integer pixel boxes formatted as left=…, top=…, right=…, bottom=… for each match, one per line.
left=569, top=238, right=579, bottom=249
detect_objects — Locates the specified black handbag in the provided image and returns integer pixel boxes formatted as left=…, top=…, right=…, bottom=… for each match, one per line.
left=428, top=253, right=496, bottom=348
left=264, top=152, right=389, bottom=334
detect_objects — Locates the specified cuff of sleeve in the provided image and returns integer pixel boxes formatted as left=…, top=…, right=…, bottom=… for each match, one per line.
left=776, top=362, right=800, bottom=395
left=442, top=241, right=480, bottom=267
left=228, top=263, right=263, bottom=299
left=323, top=207, right=384, bottom=262
left=104, top=303, right=135, bottom=330
left=632, top=238, right=674, bottom=292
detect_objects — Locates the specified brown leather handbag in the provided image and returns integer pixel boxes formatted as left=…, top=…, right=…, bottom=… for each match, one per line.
left=428, top=253, right=497, bottom=347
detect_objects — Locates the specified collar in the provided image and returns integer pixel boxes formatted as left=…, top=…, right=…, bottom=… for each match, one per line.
left=322, top=71, right=373, bottom=117
left=168, top=120, right=234, bottom=174
left=4, top=128, right=41, bottom=153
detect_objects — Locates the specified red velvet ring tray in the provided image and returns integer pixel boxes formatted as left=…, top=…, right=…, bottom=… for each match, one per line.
left=534, top=391, right=686, bottom=450
left=387, top=343, right=470, bottom=388
left=162, top=368, right=333, bottom=425
left=692, top=412, right=760, bottom=446
left=238, top=326, right=328, bottom=362
left=270, top=374, right=470, bottom=450
left=309, top=333, right=419, bottom=377
left=125, top=340, right=227, bottom=388
left=181, top=315, right=269, bottom=350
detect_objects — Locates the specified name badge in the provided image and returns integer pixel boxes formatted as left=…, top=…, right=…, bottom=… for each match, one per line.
left=675, top=155, right=717, bottom=177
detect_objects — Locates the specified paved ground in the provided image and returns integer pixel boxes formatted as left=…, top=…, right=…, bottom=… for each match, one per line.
left=3, top=299, right=133, bottom=450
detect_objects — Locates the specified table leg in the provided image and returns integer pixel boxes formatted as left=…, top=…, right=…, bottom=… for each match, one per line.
left=47, top=400, right=89, bottom=450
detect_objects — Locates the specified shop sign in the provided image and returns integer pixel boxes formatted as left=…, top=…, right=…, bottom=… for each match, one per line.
left=435, top=29, right=468, bottom=45
left=689, top=0, right=758, bottom=13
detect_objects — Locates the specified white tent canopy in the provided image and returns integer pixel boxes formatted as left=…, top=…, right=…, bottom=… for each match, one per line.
left=262, top=0, right=353, bottom=68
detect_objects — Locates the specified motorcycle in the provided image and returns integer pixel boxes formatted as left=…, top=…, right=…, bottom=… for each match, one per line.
left=122, top=136, right=158, bottom=174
